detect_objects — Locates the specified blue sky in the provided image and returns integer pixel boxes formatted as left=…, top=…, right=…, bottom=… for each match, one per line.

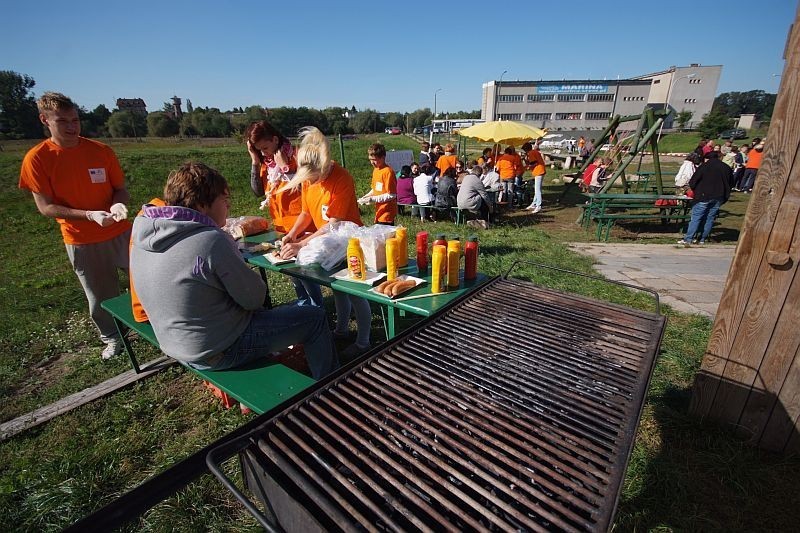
left=2, top=0, right=794, bottom=114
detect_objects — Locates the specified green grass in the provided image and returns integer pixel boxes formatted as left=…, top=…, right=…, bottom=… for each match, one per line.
left=1, top=135, right=799, bottom=531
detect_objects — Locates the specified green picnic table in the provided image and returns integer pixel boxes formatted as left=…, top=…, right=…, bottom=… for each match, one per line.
left=579, top=193, right=691, bottom=241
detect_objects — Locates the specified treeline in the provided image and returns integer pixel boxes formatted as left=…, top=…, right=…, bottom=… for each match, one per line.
left=0, top=70, right=479, bottom=140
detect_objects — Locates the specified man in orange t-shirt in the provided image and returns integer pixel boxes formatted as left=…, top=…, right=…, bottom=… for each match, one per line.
left=358, top=142, right=397, bottom=224
left=523, top=142, right=547, bottom=213
left=741, top=140, right=764, bottom=193
left=435, top=143, right=459, bottom=178
left=18, top=92, right=132, bottom=360
left=495, top=146, right=519, bottom=204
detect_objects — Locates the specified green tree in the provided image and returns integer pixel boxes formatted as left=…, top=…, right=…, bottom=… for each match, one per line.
left=383, top=112, right=404, bottom=128
left=407, top=108, right=433, bottom=129
left=147, top=111, right=180, bottom=137
left=349, top=109, right=384, bottom=134
left=697, top=110, right=733, bottom=139
left=107, top=110, right=147, bottom=137
left=713, top=90, right=777, bottom=120
left=322, top=107, right=352, bottom=135
left=0, top=70, right=42, bottom=139
left=675, top=109, right=693, bottom=130
left=186, top=99, right=193, bottom=113
left=79, top=105, right=111, bottom=137
left=184, top=107, right=232, bottom=137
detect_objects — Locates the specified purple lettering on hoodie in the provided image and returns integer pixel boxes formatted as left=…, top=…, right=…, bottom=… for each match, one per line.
left=192, top=256, right=205, bottom=277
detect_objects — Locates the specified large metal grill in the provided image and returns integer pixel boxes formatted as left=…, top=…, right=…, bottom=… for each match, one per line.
left=211, top=275, right=666, bottom=532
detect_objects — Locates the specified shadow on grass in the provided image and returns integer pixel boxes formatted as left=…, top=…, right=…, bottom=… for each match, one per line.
left=615, top=378, right=800, bottom=530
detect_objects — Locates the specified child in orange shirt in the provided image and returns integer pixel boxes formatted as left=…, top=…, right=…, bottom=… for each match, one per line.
left=435, top=143, right=458, bottom=177
left=358, top=143, right=397, bottom=225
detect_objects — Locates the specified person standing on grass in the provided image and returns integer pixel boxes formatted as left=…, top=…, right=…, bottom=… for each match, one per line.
left=130, top=162, right=338, bottom=378
left=19, top=92, right=131, bottom=360
left=412, top=163, right=435, bottom=221
left=740, top=140, right=764, bottom=194
left=279, top=127, right=373, bottom=358
left=358, top=142, right=397, bottom=225
left=522, top=141, right=546, bottom=213
left=678, top=151, right=732, bottom=246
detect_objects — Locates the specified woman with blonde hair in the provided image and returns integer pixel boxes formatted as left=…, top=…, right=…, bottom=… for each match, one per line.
left=278, top=127, right=372, bottom=358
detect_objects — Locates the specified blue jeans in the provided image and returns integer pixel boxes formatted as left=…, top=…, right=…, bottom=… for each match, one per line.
left=191, top=304, right=338, bottom=379
left=683, top=198, right=723, bottom=243
left=741, top=168, right=757, bottom=191
left=292, top=278, right=323, bottom=307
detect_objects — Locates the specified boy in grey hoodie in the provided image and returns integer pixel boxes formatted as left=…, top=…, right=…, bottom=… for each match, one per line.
left=130, top=162, right=337, bottom=379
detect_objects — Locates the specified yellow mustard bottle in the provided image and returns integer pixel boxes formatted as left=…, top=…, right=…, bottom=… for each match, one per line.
left=431, top=244, right=447, bottom=293
left=386, top=237, right=399, bottom=281
left=395, top=226, right=408, bottom=267
left=347, top=237, right=366, bottom=281
left=447, top=238, right=461, bottom=289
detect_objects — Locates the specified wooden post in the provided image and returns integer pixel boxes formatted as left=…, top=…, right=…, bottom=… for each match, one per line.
left=689, top=7, right=800, bottom=452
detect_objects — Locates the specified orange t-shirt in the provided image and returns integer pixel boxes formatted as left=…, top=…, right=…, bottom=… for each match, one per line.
left=746, top=149, right=763, bottom=169
left=130, top=198, right=166, bottom=322
left=511, top=152, right=523, bottom=176
left=302, top=162, right=363, bottom=229
left=435, top=154, right=458, bottom=177
left=526, top=149, right=546, bottom=177
left=371, top=165, right=397, bottom=223
left=260, top=165, right=305, bottom=234
left=19, top=137, right=132, bottom=245
left=496, top=154, right=517, bottom=180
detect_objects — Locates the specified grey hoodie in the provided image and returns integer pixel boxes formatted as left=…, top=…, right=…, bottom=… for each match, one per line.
left=130, top=205, right=266, bottom=363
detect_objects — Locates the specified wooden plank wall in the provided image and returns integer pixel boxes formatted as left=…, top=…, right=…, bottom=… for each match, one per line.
left=689, top=7, right=800, bottom=453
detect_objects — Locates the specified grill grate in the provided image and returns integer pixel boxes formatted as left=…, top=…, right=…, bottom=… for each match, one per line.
left=236, top=277, right=665, bottom=532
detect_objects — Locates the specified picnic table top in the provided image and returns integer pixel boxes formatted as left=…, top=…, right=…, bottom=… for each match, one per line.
left=585, top=193, right=690, bottom=201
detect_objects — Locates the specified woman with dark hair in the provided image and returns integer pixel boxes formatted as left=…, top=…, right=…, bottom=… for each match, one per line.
left=130, top=161, right=337, bottom=378
left=674, top=152, right=702, bottom=192
left=396, top=165, right=416, bottom=215
left=245, top=120, right=322, bottom=307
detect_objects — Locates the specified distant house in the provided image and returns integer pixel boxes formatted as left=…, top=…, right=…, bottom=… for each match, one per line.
left=116, top=98, right=147, bottom=115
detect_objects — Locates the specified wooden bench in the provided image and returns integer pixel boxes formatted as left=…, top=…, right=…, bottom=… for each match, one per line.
left=101, top=293, right=316, bottom=414
left=591, top=212, right=692, bottom=241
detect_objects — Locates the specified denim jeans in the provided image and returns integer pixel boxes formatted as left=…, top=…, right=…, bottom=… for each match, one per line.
left=292, top=278, right=324, bottom=307
left=741, top=168, right=758, bottom=191
left=683, top=198, right=723, bottom=243
left=532, top=175, right=543, bottom=208
left=191, top=304, right=338, bottom=379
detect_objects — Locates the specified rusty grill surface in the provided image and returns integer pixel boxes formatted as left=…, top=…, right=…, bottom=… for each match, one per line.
left=242, top=277, right=665, bottom=532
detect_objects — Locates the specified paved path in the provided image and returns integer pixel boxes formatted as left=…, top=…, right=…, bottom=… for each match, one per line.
left=568, top=243, right=736, bottom=318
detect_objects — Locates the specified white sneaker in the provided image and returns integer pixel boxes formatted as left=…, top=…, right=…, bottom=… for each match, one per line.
left=101, top=339, right=124, bottom=360
left=531, top=205, right=542, bottom=214
left=525, top=203, right=536, bottom=210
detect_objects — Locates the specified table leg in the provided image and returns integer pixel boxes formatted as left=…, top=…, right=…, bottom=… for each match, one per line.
left=115, top=318, right=140, bottom=374
left=387, top=307, right=397, bottom=339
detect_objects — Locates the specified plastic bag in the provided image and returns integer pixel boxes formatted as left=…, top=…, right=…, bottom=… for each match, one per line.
left=295, top=221, right=360, bottom=270
left=222, top=216, right=270, bottom=240
left=354, top=224, right=398, bottom=271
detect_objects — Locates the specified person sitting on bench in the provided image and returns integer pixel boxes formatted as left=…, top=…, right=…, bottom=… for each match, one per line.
left=130, top=162, right=338, bottom=379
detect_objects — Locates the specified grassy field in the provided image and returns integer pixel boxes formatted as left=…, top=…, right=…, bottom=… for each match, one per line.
left=1, top=133, right=799, bottom=531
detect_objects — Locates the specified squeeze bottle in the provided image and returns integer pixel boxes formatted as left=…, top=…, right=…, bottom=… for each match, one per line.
left=416, top=231, right=429, bottom=274
left=347, top=237, right=366, bottom=281
left=464, top=236, right=479, bottom=281
left=386, top=237, right=399, bottom=281
left=431, top=244, right=447, bottom=293
left=396, top=227, right=408, bottom=267
left=446, top=238, right=461, bottom=289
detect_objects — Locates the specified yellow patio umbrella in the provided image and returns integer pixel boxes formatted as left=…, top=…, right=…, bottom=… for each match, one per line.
left=456, top=121, right=547, bottom=147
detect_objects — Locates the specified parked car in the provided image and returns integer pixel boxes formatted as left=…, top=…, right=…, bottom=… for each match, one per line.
left=413, top=127, right=424, bottom=134
left=390, top=127, right=402, bottom=135
left=432, top=127, right=444, bottom=134
left=719, top=128, right=747, bottom=140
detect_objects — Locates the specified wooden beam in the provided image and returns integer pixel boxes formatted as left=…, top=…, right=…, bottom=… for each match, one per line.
left=0, top=357, right=175, bottom=441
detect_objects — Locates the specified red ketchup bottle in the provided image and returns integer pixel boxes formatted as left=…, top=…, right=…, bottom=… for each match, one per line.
left=416, top=231, right=429, bottom=274
left=432, top=233, right=447, bottom=248
left=464, top=235, right=479, bottom=281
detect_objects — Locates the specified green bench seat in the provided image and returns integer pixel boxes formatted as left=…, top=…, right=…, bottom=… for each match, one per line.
left=591, top=212, right=691, bottom=241
left=101, top=293, right=316, bottom=414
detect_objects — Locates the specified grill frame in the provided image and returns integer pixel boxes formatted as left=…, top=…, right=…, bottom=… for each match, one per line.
left=208, top=270, right=666, bottom=532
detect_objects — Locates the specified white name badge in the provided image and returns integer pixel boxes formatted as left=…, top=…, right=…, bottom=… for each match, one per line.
left=375, top=181, right=384, bottom=192
left=321, top=204, right=330, bottom=221
left=89, top=168, right=107, bottom=183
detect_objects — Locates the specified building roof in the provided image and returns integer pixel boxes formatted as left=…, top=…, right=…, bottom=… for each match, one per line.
left=489, top=79, right=652, bottom=87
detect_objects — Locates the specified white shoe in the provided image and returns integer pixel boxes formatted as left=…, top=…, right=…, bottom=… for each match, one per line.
left=525, top=203, right=536, bottom=210
left=531, top=205, right=542, bottom=214
left=101, top=339, right=124, bottom=360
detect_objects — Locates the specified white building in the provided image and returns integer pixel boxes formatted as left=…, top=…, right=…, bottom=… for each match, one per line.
left=482, top=64, right=722, bottom=131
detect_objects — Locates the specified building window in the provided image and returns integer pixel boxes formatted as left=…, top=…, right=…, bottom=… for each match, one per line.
left=498, top=113, right=521, bottom=120
left=525, top=113, right=551, bottom=121
left=499, top=94, right=523, bottom=102
left=557, top=93, right=586, bottom=102
left=585, top=112, right=611, bottom=120
left=622, top=96, right=645, bottom=102
left=587, top=93, right=614, bottom=102
left=653, top=79, right=661, bottom=84
left=684, top=98, right=697, bottom=103
left=528, top=94, right=554, bottom=102
left=555, top=112, right=581, bottom=120
left=688, top=78, right=702, bottom=84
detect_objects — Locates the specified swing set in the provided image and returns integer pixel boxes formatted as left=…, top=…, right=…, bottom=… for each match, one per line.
left=559, top=107, right=672, bottom=202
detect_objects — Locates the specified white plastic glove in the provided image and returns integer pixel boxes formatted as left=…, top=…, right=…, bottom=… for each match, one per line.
left=357, top=194, right=372, bottom=205
left=259, top=197, right=270, bottom=210
left=110, top=203, right=128, bottom=222
left=86, top=210, right=116, bottom=227
left=370, top=193, right=396, bottom=203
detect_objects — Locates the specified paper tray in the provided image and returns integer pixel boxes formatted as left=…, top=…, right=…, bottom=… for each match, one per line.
left=369, top=275, right=426, bottom=298
left=262, top=253, right=295, bottom=266
left=331, top=268, right=387, bottom=286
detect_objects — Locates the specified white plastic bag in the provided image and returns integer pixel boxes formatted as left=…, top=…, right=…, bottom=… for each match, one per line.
left=295, top=221, right=360, bottom=270
left=355, top=224, right=397, bottom=271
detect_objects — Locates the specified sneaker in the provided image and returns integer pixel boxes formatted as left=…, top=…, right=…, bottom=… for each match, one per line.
left=101, top=339, right=124, bottom=360
left=676, top=239, right=690, bottom=247
left=531, top=205, right=542, bottom=214
left=697, top=241, right=705, bottom=246
left=525, top=203, right=536, bottom=210
left=477, top=219, right=489, bottom=230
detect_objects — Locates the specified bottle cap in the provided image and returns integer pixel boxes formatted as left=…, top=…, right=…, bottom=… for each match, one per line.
left=435, top=233, right=446, bottom=240
left=468, top=235, right=478, bottom=242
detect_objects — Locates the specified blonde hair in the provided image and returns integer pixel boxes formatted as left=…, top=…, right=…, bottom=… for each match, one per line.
left=282, top=127, right=332, bottom=191
left=37, top=92, right=77, bottom=114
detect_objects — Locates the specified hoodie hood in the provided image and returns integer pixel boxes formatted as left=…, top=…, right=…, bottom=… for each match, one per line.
left=132, top=205, right=220, bottom=253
